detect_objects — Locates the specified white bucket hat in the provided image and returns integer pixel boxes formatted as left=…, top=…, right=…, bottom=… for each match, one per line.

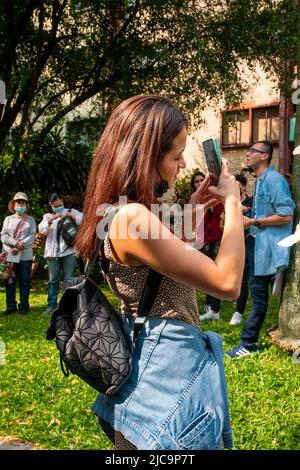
left=8, top=192, right=29, bottom=213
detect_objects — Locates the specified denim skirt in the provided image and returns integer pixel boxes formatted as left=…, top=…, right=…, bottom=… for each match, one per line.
left=91, top=317, right=232, bottom=450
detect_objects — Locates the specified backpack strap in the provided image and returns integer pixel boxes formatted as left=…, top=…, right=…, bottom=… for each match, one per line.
left=84, top=238, right=102, bottom=277
left=134, top=268, right=162, bottom=341
left=57, top=209, right=78, bottom=255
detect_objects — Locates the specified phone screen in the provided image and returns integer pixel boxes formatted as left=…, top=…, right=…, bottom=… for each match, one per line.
left=202, top=138, right=222, bottom=185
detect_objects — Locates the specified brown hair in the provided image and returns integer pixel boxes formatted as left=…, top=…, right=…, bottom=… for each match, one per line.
left=190, top=171, right=206, bottom=193
left=76, top=95, right=188, bottom=258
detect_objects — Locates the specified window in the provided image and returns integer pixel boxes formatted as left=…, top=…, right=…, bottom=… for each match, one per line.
left=252, top=106, right=279, bottom=142
left=221, top=104, right=279, bottom=148
left=222, top=110, right=249, bottom=145
left=66, top=117, right=101, bottom=146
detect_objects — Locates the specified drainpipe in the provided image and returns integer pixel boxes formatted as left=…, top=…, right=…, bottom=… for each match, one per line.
left=279, top=96, right=294, bottom=185
left=279, top=96, right=287, bottom=176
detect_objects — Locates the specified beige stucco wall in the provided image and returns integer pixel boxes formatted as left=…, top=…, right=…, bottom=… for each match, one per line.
left=184, top=64, right=280, bottom=191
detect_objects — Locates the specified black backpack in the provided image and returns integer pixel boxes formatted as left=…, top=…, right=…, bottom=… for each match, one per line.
left=46, top=238, right=162, bottom=396
left=57, top=212, right=78, bottom=248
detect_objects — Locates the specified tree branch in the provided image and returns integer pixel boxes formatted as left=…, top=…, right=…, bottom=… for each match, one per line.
left=19, top=1, right=46, bottom=135
left=19, top=0, right=68, bottom=135
left=1, top=0, right=44, bottom=84
left=30, top=85, right=82, bottom=128
left=76, top=1, right=141, bottom=97
left=31, top=71, right=122, bottom=153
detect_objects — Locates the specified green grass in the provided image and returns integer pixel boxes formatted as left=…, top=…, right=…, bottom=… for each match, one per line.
left=0, top=280, right=299, bottom=450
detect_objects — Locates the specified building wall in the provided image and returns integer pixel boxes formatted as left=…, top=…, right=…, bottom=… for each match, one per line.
left=183, top=65, right=280, bottom=192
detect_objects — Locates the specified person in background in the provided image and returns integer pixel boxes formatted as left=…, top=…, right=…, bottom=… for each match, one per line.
left=190, top=171, right=206, bottom=194
left=1, top=192, right=36, bottom=315
left=229, top=173, right=253, bottom=326
left=38, top=193, right=83, bottom=314
left=190, top=171, right=223, bottom=322
left=227, top=141, right=295, bottom=358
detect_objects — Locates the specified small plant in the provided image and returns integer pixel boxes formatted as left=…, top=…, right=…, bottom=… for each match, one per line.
left=172, top=168, right=202, bottom=207
left=27, top=188, right=48, bottom=225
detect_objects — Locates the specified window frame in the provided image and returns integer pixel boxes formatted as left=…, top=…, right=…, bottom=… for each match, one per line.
left=220, top=102, right=280, bottom=149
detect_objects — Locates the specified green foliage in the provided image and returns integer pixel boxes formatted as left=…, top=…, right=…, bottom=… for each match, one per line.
left=0, top=281, right=299, bottom=449
left=27, top=129, right=93, bottom=198
left=1, top=0, right=297, bottom=154
left=0, top=149, right=14, bottom=177
left=0, top=281, right=115, bottom=450
left=0, top=0, right=298, bottom=204
left=0, top=130, right=93, bottom=220
left=173, top=168, right=200, bottom=207
left=27, top=188, right=48, bottom=225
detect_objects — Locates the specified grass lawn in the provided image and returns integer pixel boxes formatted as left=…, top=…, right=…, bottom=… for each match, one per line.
left=0, top=279, right=299, bottom=450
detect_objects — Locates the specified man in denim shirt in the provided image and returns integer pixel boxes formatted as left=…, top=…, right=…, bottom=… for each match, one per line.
left=227, top=141, right=295, bottom=358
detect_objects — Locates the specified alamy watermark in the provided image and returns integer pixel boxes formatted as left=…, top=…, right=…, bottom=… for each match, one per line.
left=0, top=80, right=6, bottom=121
left=0, top=339, right=6, bottom=366
left=96, top=196, right=205, bottom=249
left=292, top=80, right=300, bottom=105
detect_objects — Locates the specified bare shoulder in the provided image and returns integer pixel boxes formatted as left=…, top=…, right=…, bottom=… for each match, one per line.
left=109, top=203, right=169, bottom=266
left=106, top=203, right=239, bottom=298
left=117, top=203, right=152, bottom=222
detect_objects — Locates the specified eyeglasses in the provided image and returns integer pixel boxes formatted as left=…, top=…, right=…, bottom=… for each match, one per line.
left=248, top=147, right=266, bottom=155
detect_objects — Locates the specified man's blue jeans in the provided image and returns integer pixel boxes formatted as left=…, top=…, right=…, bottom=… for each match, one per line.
left=240, top=236, right=274, bottom=346
left=5, top=260, right=32, bottom=312
left=236, top=236, right=250, bottom=314
left=46, top=254, right=78, bottom=310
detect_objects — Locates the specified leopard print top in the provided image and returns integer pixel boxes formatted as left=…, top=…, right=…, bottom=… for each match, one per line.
left=103, top=236, right=200, bottom=327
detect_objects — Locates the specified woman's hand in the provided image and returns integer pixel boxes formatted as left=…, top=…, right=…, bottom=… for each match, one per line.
left=48, top=214, right=62, bottom=224
left=66, top=211, right=76, bottom=221
left=243, top=216, right=254, bottom=230
left=207, top=159, right=240, bottom=206
left=16, top=241, right=25, bottom=250
left=189, top=174, right=219, bottom=211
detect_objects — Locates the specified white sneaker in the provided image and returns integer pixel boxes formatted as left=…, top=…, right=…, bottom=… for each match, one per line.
left=200, top=306, right=220, bottom=321
left=230, top=311, right=243, bottom=326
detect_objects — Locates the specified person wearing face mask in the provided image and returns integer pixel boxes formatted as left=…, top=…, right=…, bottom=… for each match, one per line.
left=38, top=193, right=83, bottom=314
left=1, top=192, right=36, bottom=315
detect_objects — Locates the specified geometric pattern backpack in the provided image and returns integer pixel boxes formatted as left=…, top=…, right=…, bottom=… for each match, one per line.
left=46, top=238, right=162, bottom=396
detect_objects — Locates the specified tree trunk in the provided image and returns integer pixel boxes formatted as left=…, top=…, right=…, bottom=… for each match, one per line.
left=275, top=2, right=300, bottom=346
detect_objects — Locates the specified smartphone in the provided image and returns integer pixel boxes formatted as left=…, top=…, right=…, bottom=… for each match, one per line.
left=202, top=137, right=222, bottom=185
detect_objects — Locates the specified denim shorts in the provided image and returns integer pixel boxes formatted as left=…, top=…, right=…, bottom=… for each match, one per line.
left=91, top=317, right=232, bottom=450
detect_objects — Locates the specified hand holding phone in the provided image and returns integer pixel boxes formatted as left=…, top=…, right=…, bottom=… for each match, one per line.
left=207, top=159, right=240, bottom=206
left=202, top=138, right=222, bottom=185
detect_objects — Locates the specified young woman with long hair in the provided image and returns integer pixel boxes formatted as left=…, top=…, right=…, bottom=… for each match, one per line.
left=77, top=95, right=244, bottom=450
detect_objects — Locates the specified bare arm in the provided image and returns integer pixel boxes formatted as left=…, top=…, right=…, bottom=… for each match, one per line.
left=185, top=174, right=218, bottom=241
left=109, top=161, right=244, bottom=300
left=244, top=214, right=292, bottom=229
